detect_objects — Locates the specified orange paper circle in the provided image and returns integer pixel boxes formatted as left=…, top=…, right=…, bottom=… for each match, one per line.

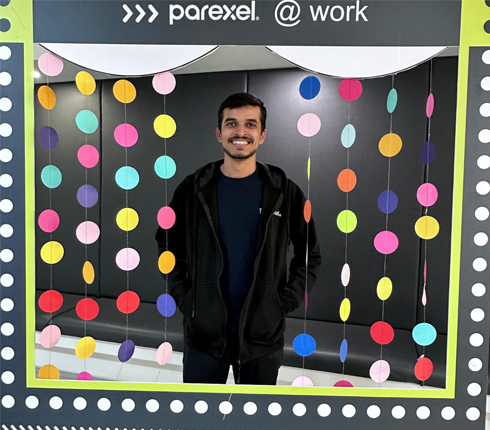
left=337, top=169, right=357, bottom=192
left=304, top=200, right=311, bottom=223
left=158, top=251, right=176, bottom=274
left=38, top=364, right=60, bottom=380
left=113, top=79, right=136, bottom=104
left=38, top=85, right=56, bottom=110
left=379, top=133, right=402, bottom=157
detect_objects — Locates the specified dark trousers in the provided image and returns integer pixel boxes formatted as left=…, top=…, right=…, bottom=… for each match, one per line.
left=183, top=336, right=283, bottom=385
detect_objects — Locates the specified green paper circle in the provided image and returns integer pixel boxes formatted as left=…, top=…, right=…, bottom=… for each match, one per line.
left=76, top=110, right=99, bottom=134
left=154, top=155, right=176, bottom=179
left=337, top=210, right=357, bottom=233
left=41, top=165, right=62, bottom=189
left=115, top=166, right=140, bottom=190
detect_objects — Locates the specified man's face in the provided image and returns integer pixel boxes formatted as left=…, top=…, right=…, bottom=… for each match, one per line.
left=216, top=105, right=266, bottom=161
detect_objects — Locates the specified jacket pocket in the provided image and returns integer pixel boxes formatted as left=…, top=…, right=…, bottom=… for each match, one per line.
left=180, top=289, right=193, bottom=319
left=244, top=284, right=285, bottom=346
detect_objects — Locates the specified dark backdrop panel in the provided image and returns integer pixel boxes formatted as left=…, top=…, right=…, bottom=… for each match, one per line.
left=99, top=72, right=247, bottom=302
left=248, top=64, right=453, bottom=331
left=35, top=83, right=101, bottom=297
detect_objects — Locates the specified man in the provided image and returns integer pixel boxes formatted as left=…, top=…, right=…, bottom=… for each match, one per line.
left=156, top=93, right=321, bottom=385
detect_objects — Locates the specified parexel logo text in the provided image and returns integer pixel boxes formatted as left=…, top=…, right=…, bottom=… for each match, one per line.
left=275, top=0, right=301, bottom=27
left=169, top=2, right=257, bottom=25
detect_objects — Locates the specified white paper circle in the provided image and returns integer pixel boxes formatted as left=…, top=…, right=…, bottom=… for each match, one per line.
left=0, top=148, right=13, bottom=162
left=0, top=199, right=13, bottom=213
left=474, top=232, right=488, bottom=246
left=481, top=76, right=490, bottom=91
left=170, top=399, right=184, bottom=413
left=469, top=332, right=484, bottom=347
left=416, top=406, right=430, bottom=420
left=0, top=72, right=12, bottom=86
left=73, top=397, right=87, bottom=411
left=467, top=382, right=481, bottom=396
left=25, top=395, right=39, bottom=409
left=479, top=129, right=490, bottom=143
left=317, top=403, right=331, bottom=417
left=1, top=347, right=14, bottom=360
left=391, top=405, right=405, bottom=419
left=470, top=308, right=485, bottom=322
left=1, top=371, right=14, bottom=384
left=0, top=224, right=13, bottom=238
left=0, top=123, right=12, bottom=137
left=367, top=405, right=381, bottom=419
left=0, top=97, right=12, bottom=112
left=268, top=402, right=282, bottom=416
left=472, top=258, right=487, bottom=272
left=469, top=358, right=483, bottom=372
left=121, top=398, right=135, bottom=412
left=49, top=396, right=63, bottom=410
left=292, top=403, right=307, bottom=417
left=243, top=402, right=257, bottom=415
left=0, top=273, right=13, bottom=286
left=342, top=404, right=356, bottom=418
left=146, top=399, right=159, bottom=413
left=466, top=407, right=480, bottom=421
left=0, top=298, right=14, bottom=312
left=219, top=401, right=233, bottom=415
left=194, top=400, right=208, bottom=414
left=0, top=46, right=11, bottom=60
left=477, top=155, right=490, bottom=169
left=97, top=398, right=111, bottom=411
left=480, top=103, right=490, bottom=117
left=476, top=181, right=490, bottom=195
left=471, top=283, right=486, bottom=297
left=2, top=395, right=15, bottom=408
left=0, top=174, right=13, bottom=188
left=1, top=322, right=14, bottom=336
left=0, top=249, right=14, bottom=263
left=483, top=50, right=490, bottom=64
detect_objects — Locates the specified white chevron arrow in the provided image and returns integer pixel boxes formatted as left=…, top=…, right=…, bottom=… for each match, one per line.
left=122, top=4, right=133, bottom=23
left=148, top=4, right=159, bottom=23
left=135, top=4, right=146, bottom=23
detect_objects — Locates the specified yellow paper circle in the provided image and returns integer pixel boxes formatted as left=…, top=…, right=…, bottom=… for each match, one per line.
left=83, top=261, right=95, bottom=284
left=415, top=216, right=440, bottom=240
left=307, top=157, right=311, bottom=180
left=40, top=241, right=64, bottom=264
left=154, top=114, right=177, bottom=138
left=339, top=298, right=351, bottom=322
left=75, top=336, right=96, bottom=359
left=116, top=208, right=139, bottom=231
left=377, top=277, right=393, bottom=301
left=76, top=71, right=96, bottom=96
left=38, top=364, right=60, bottom=380
left=378, top=133, right=402, bottom=157
left=158, top=251, right=176, bottom=274
left=38, top=85, right=56, bottom=110
left=113, top=79, right=136, bottom=104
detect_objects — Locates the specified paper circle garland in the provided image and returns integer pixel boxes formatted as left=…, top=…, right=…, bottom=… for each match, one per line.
left=38, top=209, right=60, bottom=233
left=38, top=289, right=63, bottom=313
left=340, top=339, right=348, bottom=363
left=341, top=124, right=356, bottom=148
left=293, top=333, right=316, bottom=357
left=40, top=241, right=64, bottom=264
left=76, top=298, right=99, bottom=321
left=115, top=166, right=140, bottom=190
left=38, top=85, right=56, bottom=110
left=299, top=76, right=321, bottom=100
left=38, top=364, right=60, bottom=380
left=154, top=114, right=177, bottom=138
left=157, top=293, right=176, bottom=317
left=370, top=359, right=391, bottom=383
left=337, top=210, right=357, bottom=233
left=157, top=206, right=176, bottom=230
left=297, top=113, right=321, bottom=137
left=83, top=261, right=95, bottom=284
left=414, top=357, right=433, bottom=381
left=76, top=71, right=96, bottom=96
left=417, top=183, right=438, bottom=207
left=113, top=79, right=136, bottom=104
left=116, top=291, right=140, bottom=314
left=118, top=339, right=135, bottom=362
left=77, top=371, right=93, bottom=381
left=379, top=133, right=402, bottom=157
left=377, top=277, right=393, bottom=301
left=377, top=190, right=398, bottom=214
left=412, top=322, right=437, bottom=346
left=114, top=123, right=138, bottom=147
left=338, top=79, right=362, bottom=101
left=77, top=184, right=98, bottom=208
left=337, top=169, right=357, bottom=192
left=76, top=221, right=100, bottom=245
left=76, top=110, right=99, bottom=134
left=370, top=321, right=395, bottom=345
left=116, top=208, right=139, bottom=231
left=41, top=165, right=62, bottom=189
left=373, top=231, right=399, bottom=254
left=415, top=216, right=440, bottom=240
left=116, top=248, right=140, bottom=271
left=39, top=126, right=59, bottom=149
left=292, top=376, right=314, bottom=387
left=158, top=251, right=176, bottom=274
left=77, top=145, right=99, bottom=168
left=156, top=341, right=173, bottom=365
left=38, top=52, right=64, bottom=77
left=153, top=72, right=176, bottom=95
left=154, top=155, right=177, bottom=179
left=40, top=325, right=61, bottom=348
left=75, top=336, right=96, bottom=359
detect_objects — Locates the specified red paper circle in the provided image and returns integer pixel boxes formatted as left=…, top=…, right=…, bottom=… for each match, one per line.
left=334, top=379, right=353, bottom=387
left=414, top=357, right=433, bottom=381
left=339, top=79, right=363, bottom=101
left=370, top=321, right=395, bottom=345
left=76, top=298, right=99, bottom=321
left=304, top=200, right=311, bottom=223
left=38, top=290, right=63, bottom=313
left=116, top=291, right=140, bottom=314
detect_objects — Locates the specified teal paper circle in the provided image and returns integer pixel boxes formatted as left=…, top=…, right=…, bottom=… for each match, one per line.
left=76, top=110, right=99, bottom=134
left=154, top=155, right=176, bottom=179
left=412, top=322, right=437, bottom=346
left=115, top=166, right=140, bottom=190
left=41, top=165, right=62, bottom=189
left=341, top=124, right=356, bottom=148
left=387, top=88, right=398, bottom=114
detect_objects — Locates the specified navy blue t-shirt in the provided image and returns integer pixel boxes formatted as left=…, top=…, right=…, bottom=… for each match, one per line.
left=216, top=165, right=263, bottom=332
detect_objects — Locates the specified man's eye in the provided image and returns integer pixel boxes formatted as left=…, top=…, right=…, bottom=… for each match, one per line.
left=247, top=123, right=257, bottom=127
left=226, top=122, right=236, bottom=127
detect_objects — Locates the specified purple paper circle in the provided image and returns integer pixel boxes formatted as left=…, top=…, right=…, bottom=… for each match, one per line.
left=417, top=183, right=438, bottom=207
left=77, top=185, right=98, bottom=208
left=118, top=339, right=135, bottom=362
left=374, top=231, right=399, bottom=254
left=39, top=126, right=59, bottom=149
left=157, top=293, right=176, bottom=317
left=377, top=190, right=398, bottom=214
left=421, top=141, right=435, bottom=164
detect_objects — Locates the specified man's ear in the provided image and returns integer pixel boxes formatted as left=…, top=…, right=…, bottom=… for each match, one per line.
left=259, top=129, right=267, bottom=145
left=216, top=127, right=222, bottom=142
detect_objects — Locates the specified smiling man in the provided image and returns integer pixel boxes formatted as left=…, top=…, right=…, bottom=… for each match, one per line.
left=156, top=92, right=322, bottom=385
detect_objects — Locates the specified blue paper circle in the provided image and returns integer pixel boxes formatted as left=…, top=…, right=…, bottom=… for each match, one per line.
left=154, top=156, right=176, bottom=179
left=157, top=293, right=176, bottom=317
left=41, top=165, right=62, bottom=189
left=340, top=339, right=348, bottom=363
left=421, top=141, right=435, bottom=164
left=76, top=110, right=99, bottom=134
left=118, top=339, right=135, bottom=362
left=77, top=184, right=98, bottom=208
left=377, top=190, right=398, bottom=214
left=293, top=333, right=316, bottom=357
left=115, top=166, right=140, bottom=190
left=341, top=124, right=356, bottom=148
left=387, top=88, right=398, bottom=113
left=299, top=76, right=321, bottom=100
left=39, top=126, right=59, bottom=149
left=412, top=322, right=437, bottom=346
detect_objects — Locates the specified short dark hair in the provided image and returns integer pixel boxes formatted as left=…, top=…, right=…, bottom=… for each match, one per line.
left=218, top=92, right=267, bottom=132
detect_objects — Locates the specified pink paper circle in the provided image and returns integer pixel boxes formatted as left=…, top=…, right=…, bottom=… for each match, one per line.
left=292, top=376, right=314, bottom=387
left=77, top=371, right=93, bottom=381
left=114, top=123, right=138, bottom=147
left=374, top=231, right=399, bottom=254
left=40, top=325, right=61, bottom=348
left=334, top=380, right=354, bottom=387
left=417, top=183, right=438, bottom=207
left=426, top=93, right=434, bottom=118
left=38, top=209, right=60, bottom=233
left=369, top=359, right=390, bottom=383
left=152, top=72, right=176, bottom=95
left=116, top=248, right=140, bottom=271
left=77, top=145, right=99, bottom=168
left=157, top=206, right=176, bottom=230
left=38, top=52, right=64, bottom=77
left=297, top=113, right=321, bottom=137
left=76, top=221, right=100, bottom=245
left=156, top=341, right=173, bottom=365
left=339, top=79, right=363, bottom=101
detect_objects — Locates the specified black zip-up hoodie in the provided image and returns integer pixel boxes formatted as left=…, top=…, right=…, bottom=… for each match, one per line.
left=156, top=160, right=322, bottom=365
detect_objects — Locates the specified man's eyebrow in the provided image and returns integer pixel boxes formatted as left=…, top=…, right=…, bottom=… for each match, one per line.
left=224, top=117, right=237, bottom=123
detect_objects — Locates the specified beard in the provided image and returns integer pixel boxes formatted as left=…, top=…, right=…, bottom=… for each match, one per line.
left=222, top=137, right=257, bottom=160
